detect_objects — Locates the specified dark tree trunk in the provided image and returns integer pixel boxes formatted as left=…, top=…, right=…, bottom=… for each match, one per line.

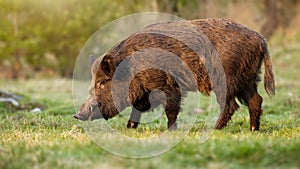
left=261, top=0, right=278, bottom=39
left=261, top=0, right=298, bottom=39
left=157, top=0, right=179, bottom=14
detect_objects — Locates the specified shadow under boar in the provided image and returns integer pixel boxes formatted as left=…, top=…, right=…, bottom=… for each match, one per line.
left=74, top=18, right=275, bottom=131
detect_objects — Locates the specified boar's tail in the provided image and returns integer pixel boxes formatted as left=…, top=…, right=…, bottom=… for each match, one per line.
left=262, top=42, right=275, bottom=96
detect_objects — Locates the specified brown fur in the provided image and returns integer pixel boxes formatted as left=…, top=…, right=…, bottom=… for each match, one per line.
left=74, top=18, right=275, bottom=131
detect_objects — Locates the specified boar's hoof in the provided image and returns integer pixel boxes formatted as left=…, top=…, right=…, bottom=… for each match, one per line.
left=251, top=126, right=259, bottom=131
left=127, top=120, right=139, bottom=129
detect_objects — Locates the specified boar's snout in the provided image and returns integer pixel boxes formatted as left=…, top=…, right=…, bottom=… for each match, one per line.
left=74, top=95, right=105, bottom=121
left=73, top=114, right=87, bottom=121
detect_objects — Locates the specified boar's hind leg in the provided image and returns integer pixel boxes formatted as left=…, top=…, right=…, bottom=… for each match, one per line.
left=127, top=108, right=141, bottom=129
left=239, top=85, right=263, bottom=131
left=215, top=97, right=239, bottom=130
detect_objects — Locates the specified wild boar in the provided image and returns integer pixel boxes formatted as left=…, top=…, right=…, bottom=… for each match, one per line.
left=74, top=18, right=275, bottom=131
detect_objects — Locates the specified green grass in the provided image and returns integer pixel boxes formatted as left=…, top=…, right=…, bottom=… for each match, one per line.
left=0, top=45, right=300, bottom=169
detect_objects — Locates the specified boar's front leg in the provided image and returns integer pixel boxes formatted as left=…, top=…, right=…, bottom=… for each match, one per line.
left=165, top=104, right=180, bottom=130
left=127, top=93, right=151, bottom=129
left=127, top=108, right=141, bottom=128
left=165, top=88, right=181, bottom=131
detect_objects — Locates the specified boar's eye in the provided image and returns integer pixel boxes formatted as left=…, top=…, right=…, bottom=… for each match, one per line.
left=96, top=81, right=105, bottom=89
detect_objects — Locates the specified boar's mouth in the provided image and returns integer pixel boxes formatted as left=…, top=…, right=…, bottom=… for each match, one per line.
left=73, top=114, right=88, bottom=121
left=73, top=102, right=108, bottom=121
left=73, top=112, right=107, bottom=121
left=73, top=114, right=108, bottom=121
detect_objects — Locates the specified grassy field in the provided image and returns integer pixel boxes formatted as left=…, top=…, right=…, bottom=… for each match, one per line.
left=1, top=45, right=300, bottom=169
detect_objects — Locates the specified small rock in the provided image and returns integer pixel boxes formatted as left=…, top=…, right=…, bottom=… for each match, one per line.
left=30, top=107, right=42, bottom=113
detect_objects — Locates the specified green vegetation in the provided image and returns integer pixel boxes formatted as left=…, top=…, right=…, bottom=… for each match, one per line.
left=0, top=45, right=299, bottom=169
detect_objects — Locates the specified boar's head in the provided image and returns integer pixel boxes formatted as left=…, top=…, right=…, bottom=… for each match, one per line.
left=74, top=54, right=121, bottom=121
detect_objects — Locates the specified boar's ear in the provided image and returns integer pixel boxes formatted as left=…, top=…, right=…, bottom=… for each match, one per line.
left=100, top=54, right=114, bottom=76
left=89, top=55, right=96, bottom=65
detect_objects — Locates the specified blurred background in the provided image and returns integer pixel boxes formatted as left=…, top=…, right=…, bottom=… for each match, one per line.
left=0, top=0, right=299, bottom=80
